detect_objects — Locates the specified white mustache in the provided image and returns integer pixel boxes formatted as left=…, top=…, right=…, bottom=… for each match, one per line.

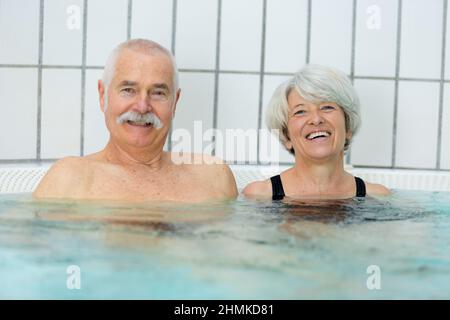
left=116, top=111, right=163, bottom=129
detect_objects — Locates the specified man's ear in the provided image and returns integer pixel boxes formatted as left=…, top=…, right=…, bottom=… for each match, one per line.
left=172, top=88, right=181, bottom=118
left=98, top=80, right=106, bottom=113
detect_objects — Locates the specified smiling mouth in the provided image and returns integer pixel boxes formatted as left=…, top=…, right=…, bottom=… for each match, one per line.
left=126, top=120, right=153, bottom=127
left=305, top=131, right=331, bottom=140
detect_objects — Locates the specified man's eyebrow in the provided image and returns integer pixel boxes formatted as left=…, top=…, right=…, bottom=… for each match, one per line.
left=152, top=83, right=170, bottom=90
left=117, top=80, right=138, bottom=87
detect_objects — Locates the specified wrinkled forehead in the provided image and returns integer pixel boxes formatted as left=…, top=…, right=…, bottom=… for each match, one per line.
left=286, top=88, right=314, bottom=108
left=286, top=87, right=339, bottom=110
left=112, top=49, right=174, bottom=88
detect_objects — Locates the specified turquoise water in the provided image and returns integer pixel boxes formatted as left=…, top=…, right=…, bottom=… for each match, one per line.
left=0, top=190, right=450, bottom=299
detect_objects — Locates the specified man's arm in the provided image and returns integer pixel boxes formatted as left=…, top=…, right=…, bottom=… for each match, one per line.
left=32, top=157, right=80, bottom=199
left=197, top=154, right=238, bottom=199
left=216, top=163, right=238, bottom=199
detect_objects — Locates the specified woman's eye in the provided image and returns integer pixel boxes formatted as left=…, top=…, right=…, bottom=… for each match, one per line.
left=294, top=110, right=306, bottom=115
left=321, top=105, right=335, bottom=111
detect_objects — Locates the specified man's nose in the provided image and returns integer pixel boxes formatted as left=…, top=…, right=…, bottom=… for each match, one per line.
left=135, top=95, right=152, bottom=113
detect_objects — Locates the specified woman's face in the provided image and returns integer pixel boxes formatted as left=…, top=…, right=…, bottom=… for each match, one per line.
left=286, top=89, right=351, bottom=162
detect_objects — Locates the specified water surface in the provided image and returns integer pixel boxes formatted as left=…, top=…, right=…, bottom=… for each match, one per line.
left=1, top=190, right=449, bottom=299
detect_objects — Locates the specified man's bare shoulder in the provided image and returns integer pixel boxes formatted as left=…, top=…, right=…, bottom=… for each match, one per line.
left=32, top=156, right=86, bottom=199
left=366, top=182, right=391, bottom=196
left=200, top=157, right=238, bottom=199
left=242, top=179, right=272, bottom=198
left=169, top=153, right=237, bottom=198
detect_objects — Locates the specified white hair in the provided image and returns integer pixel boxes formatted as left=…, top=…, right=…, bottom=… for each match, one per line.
left=102, top=39, right=179, bottom=109
left=266, top=64, right=361, bottom=154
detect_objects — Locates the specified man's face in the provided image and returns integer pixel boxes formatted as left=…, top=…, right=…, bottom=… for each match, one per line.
left=99, top=49, right=180, bottom=150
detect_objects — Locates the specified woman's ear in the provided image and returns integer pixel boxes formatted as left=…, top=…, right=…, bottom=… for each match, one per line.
left=346, top=130, right=353, bottom=141
left=285, top=140, right=293, bottom=150
left=282, top=127, right=294, bottom=153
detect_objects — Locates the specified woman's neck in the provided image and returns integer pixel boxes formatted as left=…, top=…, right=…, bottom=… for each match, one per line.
left=287, top=154, right=352, bottom=195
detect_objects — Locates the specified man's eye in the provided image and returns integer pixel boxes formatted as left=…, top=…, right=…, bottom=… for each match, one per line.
left=121, top=87, right=135, bottom=94
left=152, top=90, right=166, bottom=96
left=151, top=90, right=168, bottom=100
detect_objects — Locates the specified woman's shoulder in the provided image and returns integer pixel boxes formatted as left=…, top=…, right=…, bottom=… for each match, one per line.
left=242, top=179, right=273, bottom=198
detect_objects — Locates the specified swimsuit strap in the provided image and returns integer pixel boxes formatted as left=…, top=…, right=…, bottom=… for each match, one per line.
left=271, top=175, right=366, bottom=199
left=270, top=175, right=286, bottom=200
left=354, top=176, right=367, bottom=197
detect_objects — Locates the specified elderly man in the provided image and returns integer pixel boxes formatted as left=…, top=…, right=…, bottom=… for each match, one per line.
left=33, top=39, right=238, bottom=202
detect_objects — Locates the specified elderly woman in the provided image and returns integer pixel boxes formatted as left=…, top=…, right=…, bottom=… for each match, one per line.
left=243, top=64, right=389, bottom=200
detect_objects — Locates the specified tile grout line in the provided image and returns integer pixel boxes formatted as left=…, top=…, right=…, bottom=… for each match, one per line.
left=168, top=0, right=177, bottom=152
left=36, top=0, right=45, bottom=161
left=80, top=0, right=88, bottom=156
left=305, top=0, right=312, bottom=63
left=212, top=0, right=222, bottom=156
left=391, top=0, right=403, bottom=168
left=347, top=0, right=358, bottom=166
left=1, top=63, right=450, bottom=82
left=256, top=0, right=267, bottom=165
left=127, top=0, right=132, bottom=40
left=436, top=0, right=448, bottom=170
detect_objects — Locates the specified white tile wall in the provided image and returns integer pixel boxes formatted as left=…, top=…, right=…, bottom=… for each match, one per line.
left=0, top=0, right=40, bottom=64
left=0, top=68, right=37, bottom=159
left=43, top=0, right=84, bottom=65
left=175, top=0, right=217, bottom=70
left=131, top=0, right=173, bottom=50
left=310, top=0, right=353, bottom=73
left=83, top=69, right=109, bottom=155
left=395, top=81, right=440, bottom=169
left=445, top=2, right=450, bottom=80
left=352, top=80, right=395, bottom=166
left=41, top=69, right=81, bottom=158
left=86, top=0, right=128, bottom=66
left=216, top=74, right=260, bottom=163
left=172, top=72, right=215, bottom=154
left=440, top=84, right=450, bottom=170
left=2, top=0, right=450, bottom=172
left=220, top=0, right=263, bottom=71
left=400, top=0, right=443, bottom=79
left=261, top=75, right=294, bottom=164
left=265, top=0, right=308, bottom=73
left=355, top=0, right=398, bottom=77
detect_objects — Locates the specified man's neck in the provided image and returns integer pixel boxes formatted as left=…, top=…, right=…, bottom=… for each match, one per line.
left=102, top=140, right=166, bottom=171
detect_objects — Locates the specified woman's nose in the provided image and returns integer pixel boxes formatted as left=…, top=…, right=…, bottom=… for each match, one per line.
left=308, top=110, right=324, bottom=125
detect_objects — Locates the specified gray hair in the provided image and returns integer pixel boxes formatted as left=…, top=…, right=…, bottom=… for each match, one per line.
left=266, top=64, right=361, bottom=154
left=102, top=39, right=179, bottom=109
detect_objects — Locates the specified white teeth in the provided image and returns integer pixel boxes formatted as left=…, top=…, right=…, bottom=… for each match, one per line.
left=306, top=131, right=330, bottom=140
left=128, top=120, right=151, bottom=126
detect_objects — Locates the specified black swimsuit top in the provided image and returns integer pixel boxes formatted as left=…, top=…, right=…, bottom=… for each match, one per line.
left=270, top=175, right=367, bottom=200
